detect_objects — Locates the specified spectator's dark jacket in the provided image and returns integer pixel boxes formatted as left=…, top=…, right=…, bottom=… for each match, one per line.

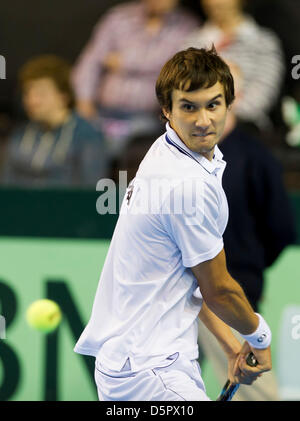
left=220, top=126, right=297, bottom=310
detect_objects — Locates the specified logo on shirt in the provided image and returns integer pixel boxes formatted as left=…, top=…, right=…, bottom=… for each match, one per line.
left=96, top=171, right=209, bottom=227
left=126, top=184, right=134, bottom=205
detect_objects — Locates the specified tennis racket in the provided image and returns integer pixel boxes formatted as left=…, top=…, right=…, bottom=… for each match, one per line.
left=216, top=352, right=258, bottom=401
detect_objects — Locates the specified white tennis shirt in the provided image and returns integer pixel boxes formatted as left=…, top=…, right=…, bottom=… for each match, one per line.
left=74, top=123, right=229, bottom=372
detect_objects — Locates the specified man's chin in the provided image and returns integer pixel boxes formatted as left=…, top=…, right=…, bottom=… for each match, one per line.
left=191, top=142, right=216, bottom=154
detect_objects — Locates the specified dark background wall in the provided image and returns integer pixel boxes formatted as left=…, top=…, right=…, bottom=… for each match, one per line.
left=0, top=0, right=122, bottom=115
left=1, top=0, right=300, bottom=113
left=1, top=0, right=300, bottom=114
left=1, top=0, right=299, bottom=189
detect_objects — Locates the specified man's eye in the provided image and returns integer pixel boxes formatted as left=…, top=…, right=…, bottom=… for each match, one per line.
left=208, top=101, right=220, bottom=110
left=182, top=104, right=195, bottom=111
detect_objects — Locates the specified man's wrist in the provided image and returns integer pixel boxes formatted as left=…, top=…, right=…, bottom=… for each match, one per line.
left=240, top=313, right=272, bottom=349
left=220, top=333, right=241, bottom=357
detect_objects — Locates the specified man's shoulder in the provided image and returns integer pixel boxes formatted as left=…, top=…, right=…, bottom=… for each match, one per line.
left=137, top=147, right=219, bottom=207
left=138, top=135, right=210, bottom=181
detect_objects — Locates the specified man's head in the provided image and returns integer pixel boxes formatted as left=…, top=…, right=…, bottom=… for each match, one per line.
left=156, top=47, right=235, bottom=160
left=19, top=55, right=75, bottom=124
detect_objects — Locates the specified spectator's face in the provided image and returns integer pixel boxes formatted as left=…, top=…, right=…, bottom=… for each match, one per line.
left=22, top=78, right=68, bottom=123
left=163, top=81, right=228, bottom=160
left=201, top=0, right=243, bottom=21
left=144, top=0, right=179, bottom=15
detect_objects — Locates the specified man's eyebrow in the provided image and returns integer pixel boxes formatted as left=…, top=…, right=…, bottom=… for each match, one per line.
left=179, top=94, right=223, bottom=104
left=207, top=94, right=223, bottom=102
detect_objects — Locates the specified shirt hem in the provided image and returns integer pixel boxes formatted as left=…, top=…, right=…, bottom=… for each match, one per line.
left=74, top=346, right=98, bottom=357
left=74, top=345, right=198, bottom=372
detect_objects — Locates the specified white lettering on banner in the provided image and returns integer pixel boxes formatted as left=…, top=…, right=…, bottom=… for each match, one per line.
left=291, top=314, right=300, bottom=340
left=291, top=55, right=300, bottom=80
left=0, top=315, right=6, bottom=339
left=0, top=56, right=6, bottom=80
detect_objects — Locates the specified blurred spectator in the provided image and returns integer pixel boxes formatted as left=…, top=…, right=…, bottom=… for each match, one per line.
left=1, top=55, right=108, bottom=188
left=183, top=0, right=285, bottom=131
left=220, top=111, right=296, bottom=314
left=197, top=105, right=296, bottom=401
left=248, top=0, right=300, bottom=98
left=72, top=0, right=200, bottom=157
left=196, top=63, right=296, bottom=401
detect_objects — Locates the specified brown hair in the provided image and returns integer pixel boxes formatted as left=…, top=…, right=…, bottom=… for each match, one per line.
left=19, top=55, right=75, bottom=109
left=156, top=46, right=235, bottom=121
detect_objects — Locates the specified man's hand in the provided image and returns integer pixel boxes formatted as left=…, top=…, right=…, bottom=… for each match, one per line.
left=237, top=341, right=272, bottom=381
left=227, top=350, right=243, bottom=384
left=227, top=350, right=261, bottom=385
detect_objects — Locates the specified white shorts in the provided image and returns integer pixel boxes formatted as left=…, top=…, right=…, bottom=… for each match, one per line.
left=94, top=352, right=211, bottom=401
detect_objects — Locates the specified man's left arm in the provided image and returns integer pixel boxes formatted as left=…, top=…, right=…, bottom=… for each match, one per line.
left=199, top=301, right=260, bottom=385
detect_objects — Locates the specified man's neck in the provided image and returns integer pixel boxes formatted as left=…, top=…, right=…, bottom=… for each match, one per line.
left=201, top=149, right=215, bottom=162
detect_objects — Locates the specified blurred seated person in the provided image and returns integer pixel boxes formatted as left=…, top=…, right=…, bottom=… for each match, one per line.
left=72, top=0, right=200, bottom=158
left=183, top=0, right=285, bottom=131
left=200, top=62, right=296, bottom=401
left=1, top=55, right=108, bottom=188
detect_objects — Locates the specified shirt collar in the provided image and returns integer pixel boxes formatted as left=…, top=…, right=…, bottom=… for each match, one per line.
left=165, top=122, right=226, bottom=174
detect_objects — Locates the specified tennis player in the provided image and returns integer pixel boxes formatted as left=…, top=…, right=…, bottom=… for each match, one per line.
left=74, top=47, right=272, bottom=401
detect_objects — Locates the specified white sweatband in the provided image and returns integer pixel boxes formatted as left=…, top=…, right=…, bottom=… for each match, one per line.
left=240, top=313, right=272, bottom=349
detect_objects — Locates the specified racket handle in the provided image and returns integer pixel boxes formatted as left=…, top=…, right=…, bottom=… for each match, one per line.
left=216, top=352, right=258, bottom=401
left=246, top=352, right=258, bottom=367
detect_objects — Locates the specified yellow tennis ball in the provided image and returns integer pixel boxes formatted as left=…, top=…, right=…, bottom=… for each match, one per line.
left=26, top=299, right=62, bottom=333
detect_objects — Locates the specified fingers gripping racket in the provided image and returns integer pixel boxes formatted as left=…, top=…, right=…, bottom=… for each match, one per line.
left=216, top=352, right=258, bottom=401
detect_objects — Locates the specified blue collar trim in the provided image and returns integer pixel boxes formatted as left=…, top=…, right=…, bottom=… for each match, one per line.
left=165, top=134, right=210, bottom=174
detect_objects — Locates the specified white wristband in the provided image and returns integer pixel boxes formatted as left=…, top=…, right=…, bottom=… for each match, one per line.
left=240, top=313, right=272, bottom=349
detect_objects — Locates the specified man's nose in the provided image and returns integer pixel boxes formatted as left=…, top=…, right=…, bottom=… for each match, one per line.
left=195, top=109, right=210, bottom=129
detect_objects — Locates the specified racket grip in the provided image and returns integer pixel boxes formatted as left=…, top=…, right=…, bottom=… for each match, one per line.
left=216, top=352, right=258, bottom=401
left=246, top=352, right=258, bottom=367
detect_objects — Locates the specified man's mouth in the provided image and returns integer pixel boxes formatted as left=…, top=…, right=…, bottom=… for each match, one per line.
left=192, top=132, right=215, bottom=137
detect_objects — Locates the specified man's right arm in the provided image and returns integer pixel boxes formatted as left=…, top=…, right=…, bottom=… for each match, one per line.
left=192, top=248, right=258, bottom=334
left=192, top=248, right=272, bottom=374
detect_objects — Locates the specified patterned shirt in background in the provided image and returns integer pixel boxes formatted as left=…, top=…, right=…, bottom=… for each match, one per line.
left=183, top=16, right=285, bottom=129
left=72, top=1, right=200, bottom=113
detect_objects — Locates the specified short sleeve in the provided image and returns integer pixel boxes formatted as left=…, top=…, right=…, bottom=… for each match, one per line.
left=160, top=179, right=224, bottom=267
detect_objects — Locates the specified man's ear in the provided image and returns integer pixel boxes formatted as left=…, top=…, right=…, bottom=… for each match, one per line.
left=162, top=108, right=170, bottom=120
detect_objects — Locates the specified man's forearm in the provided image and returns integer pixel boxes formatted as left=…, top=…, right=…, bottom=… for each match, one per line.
left=204, top=276, right=259, bottom=335
left=198, top=302, right=241, bottom=356
left=192, top=249, right=259, bottom=336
